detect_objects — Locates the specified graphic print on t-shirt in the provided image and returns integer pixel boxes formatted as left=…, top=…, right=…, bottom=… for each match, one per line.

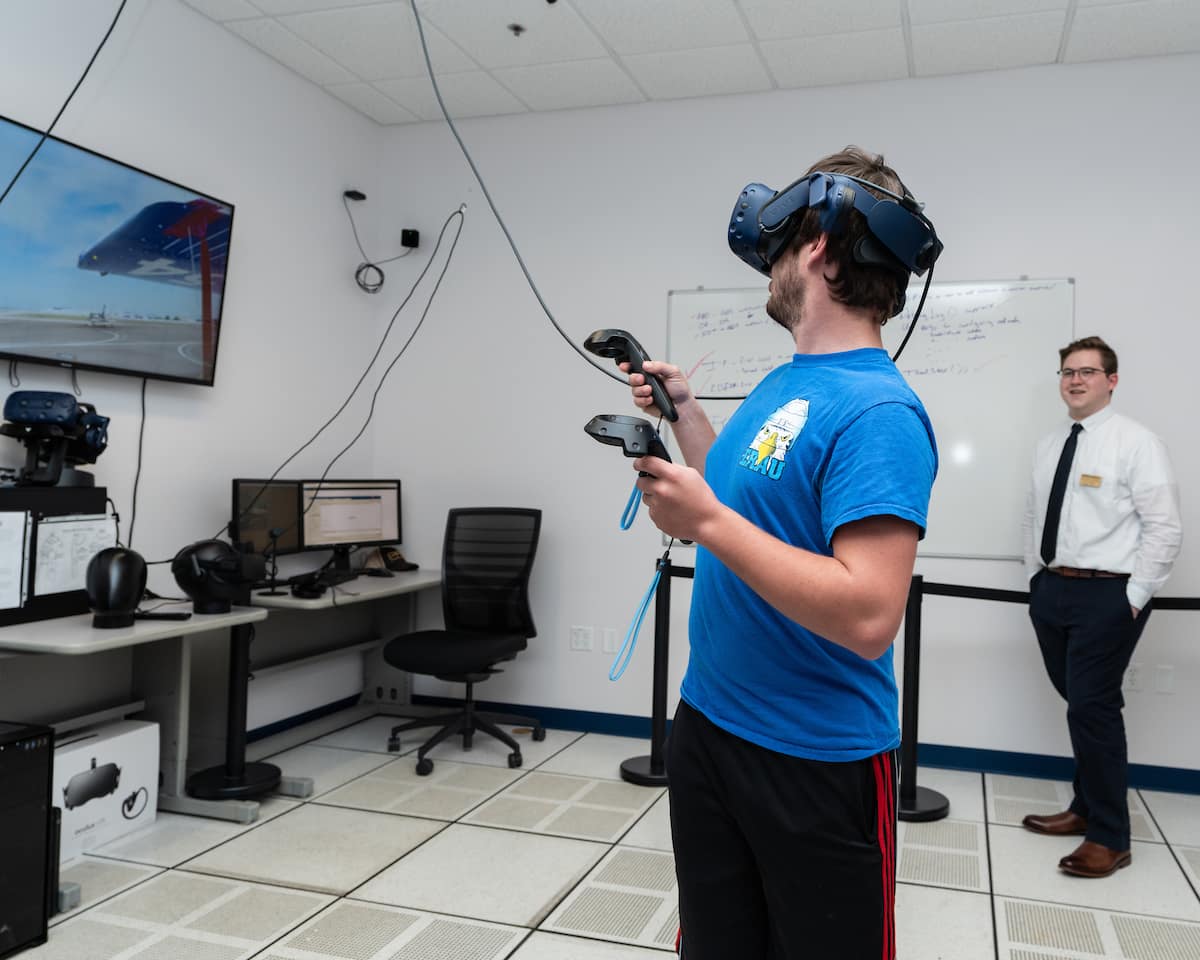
left=738, top=398, right=809, bottom=481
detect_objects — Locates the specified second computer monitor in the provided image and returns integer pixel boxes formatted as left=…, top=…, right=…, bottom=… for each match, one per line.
left=300, top=479, right=402, bottom=569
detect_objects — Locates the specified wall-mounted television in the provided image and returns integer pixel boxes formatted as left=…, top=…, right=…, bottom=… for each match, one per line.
left=0, top=114, right=235, bottom=386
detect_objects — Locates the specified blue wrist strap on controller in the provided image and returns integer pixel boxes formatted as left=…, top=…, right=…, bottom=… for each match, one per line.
left=620, top=479, right=642, bottom=530
left=609, top=554, right=666, bottom=681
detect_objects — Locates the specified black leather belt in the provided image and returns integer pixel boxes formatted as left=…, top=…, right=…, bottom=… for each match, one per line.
left=1049, top=566, right=1128, bottom=579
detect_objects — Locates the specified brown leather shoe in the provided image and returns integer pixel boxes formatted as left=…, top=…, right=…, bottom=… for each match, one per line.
left=1022, top=810, right=1088, bottom=836
left=1059, top=840, right=1131, bottom=878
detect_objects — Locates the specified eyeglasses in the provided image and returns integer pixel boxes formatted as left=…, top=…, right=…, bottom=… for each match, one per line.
left=1058, top=367, right=1107, bottom=380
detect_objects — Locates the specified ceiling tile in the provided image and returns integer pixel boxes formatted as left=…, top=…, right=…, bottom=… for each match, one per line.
left=739, top=0, right=900, bottom=40
left=570, top=0, right=749, bottom=55
left=227, top=17, right=357, bottom=85
left=908, top=0, right=1068, bottom=26
left=281, top=3, right=478, bottom=81
left=324, top=82, right=421, bottom=124
left=914, top=11, right=1066, bottom=75
left=621, top=44, right=773, bottom=101
left=492, top=59, right=645, bottom=112
left=1065, top=1, right=1200, bottom=62
left=759, top=28, right=907, bottom=88
left=418, top=0, right=607, bottom=69
left=375, top=71, right=529, bottom=120
left=182, top=0, right=261, bottom=19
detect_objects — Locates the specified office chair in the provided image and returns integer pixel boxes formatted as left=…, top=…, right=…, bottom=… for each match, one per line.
left=383, top=507, right=545, bottom=775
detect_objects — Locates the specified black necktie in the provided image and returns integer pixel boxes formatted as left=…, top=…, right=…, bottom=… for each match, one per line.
left=1041, top=422, right=1083, bottom=566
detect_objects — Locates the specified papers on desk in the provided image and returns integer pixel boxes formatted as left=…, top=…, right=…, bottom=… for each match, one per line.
left=33, top=513, right=118, bottom=597
left=0, top=512, right=32, bottom=610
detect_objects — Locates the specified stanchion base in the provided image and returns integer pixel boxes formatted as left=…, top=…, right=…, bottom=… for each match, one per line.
left=186, top=761, right=281, bottom=801
left=899, top=784, right=950, bottom=822
left=620, top=755, right=668, bottom=787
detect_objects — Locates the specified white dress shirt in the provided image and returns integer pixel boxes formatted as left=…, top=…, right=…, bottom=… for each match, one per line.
left=1022, top=406, right=1183, bottom=610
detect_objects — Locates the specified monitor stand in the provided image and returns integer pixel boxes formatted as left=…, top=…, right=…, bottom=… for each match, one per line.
left=329, top=545, right=355, bottom=572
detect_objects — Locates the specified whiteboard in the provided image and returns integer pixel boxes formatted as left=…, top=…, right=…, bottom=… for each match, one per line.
left=666, top=278, right=1075, bottom=559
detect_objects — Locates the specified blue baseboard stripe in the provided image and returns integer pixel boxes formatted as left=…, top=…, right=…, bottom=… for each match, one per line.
left=248, top=694, right=363, bottom=743
left=916, top=743, right=1200, bottom=795
left=411, top=695, right=1199, bottom=795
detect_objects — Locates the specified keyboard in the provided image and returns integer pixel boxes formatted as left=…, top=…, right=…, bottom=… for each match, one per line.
left=319, top=570, right=359, bottom=587
left=287, top=569, right=360, bottom=590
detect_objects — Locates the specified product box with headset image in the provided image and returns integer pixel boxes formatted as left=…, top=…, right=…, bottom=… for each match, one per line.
left=52, top=720, right=158, bottom=862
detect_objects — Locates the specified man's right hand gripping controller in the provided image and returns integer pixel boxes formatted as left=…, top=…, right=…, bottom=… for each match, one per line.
left=584, top=329, right=679, bottom=422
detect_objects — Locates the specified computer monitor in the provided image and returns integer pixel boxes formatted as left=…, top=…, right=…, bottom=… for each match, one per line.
left=300, top=479, right=402, bottom=570
left=229, top=479, right=302, bottom=556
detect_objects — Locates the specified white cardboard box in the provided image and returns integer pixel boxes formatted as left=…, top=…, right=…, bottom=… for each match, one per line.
left=53, top=720, right=158, bottom=862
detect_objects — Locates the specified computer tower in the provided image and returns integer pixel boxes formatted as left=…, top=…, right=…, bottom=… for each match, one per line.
left=0, top=721, right=54, bottom=959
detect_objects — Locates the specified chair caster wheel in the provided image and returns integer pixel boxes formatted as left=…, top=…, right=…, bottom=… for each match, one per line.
left=532, top=727, right=546, bottom=742
left=387, top=737, right=400, bottom=753
left=415, top=757, right=434, bottom=776
left=507, top=752, right=523, bottom=769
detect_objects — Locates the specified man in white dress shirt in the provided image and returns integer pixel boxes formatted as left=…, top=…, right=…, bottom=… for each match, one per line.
left=1021, top=335, right=1182, bottom=878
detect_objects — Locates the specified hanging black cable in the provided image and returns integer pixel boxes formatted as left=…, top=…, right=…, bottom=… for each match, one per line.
left=218, top=204, right=467, bottom=543
left=343, top=192, right=413, bottom=294
left=303, top=206, right=466, bottom=501
left=127, top=378, right=147, bottom=549
left=0, top=0, right=128, bottom=208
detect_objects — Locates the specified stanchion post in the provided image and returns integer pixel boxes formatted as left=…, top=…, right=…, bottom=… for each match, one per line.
left=898, top=574, right=949, bottom=822
left=620, top=556, right=671, bottom=786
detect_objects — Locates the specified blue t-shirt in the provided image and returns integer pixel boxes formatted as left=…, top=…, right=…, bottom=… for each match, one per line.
left=681, top=348, right=938, bottom=761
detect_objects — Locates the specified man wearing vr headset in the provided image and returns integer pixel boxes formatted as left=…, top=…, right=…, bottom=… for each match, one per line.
left=623, top=147, right=938, bottom=959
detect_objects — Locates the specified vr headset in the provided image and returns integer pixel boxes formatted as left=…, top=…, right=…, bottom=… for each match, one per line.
left=728, top=172, right=943, bottom=315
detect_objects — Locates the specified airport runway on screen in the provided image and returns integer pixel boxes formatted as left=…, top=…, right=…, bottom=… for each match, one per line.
left=0, top=314, right=207, bottom=377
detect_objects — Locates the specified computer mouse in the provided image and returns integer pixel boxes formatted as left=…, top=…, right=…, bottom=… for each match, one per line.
left=364, top=568, right=394, bottom=578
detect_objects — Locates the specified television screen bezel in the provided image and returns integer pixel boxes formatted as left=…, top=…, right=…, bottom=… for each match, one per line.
left=298, top=478, right=403, bottom=553
left=0, top=112, right=235, bottom=387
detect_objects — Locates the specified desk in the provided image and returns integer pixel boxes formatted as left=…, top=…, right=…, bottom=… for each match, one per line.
left=250, top=568, right=442, bottom=611
left=0, top=606, right=280, bottom=823
left=248, top=569, right=442, bottom=738
left=0, top=571, right=443, bottom=823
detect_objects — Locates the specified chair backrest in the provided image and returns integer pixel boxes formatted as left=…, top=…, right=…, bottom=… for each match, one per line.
left=441, top=508, right=541, bottom=639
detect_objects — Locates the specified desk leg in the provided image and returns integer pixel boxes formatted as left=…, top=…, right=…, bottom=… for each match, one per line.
left=134, top=632, right=263, bottom=824
left=186, top=623, right=282, bottom=804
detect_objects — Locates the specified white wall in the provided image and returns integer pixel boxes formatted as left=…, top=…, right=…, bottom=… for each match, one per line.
left=0, top=0, right=386, bottom=592
left=373, top=54, right=1200, bottom=772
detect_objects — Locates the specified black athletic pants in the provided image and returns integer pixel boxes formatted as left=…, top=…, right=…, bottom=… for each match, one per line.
left=1029, top=570, right=1151, bottom=851
left=667, top=701, right=898, bottom=960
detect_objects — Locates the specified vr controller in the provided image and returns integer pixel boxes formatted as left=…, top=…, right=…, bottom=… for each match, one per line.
left=583, top=329, right=678, bottom=422
left=584, top=414, right=671, bottom=475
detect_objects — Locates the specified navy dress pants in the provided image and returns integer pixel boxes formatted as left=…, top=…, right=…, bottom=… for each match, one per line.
left=1028, top=570, right=1151, bottom=851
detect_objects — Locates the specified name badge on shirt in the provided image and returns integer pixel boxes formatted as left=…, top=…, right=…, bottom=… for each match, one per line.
left=1079, top=474, right=1102, bottom=488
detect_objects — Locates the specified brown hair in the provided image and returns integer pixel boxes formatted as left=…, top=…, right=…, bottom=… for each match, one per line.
left=1059, top=335, right=1117, bottom=374
left=787, top=145, right=910, bottom=323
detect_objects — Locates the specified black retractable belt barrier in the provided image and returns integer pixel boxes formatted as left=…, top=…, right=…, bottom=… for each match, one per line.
left=620, top=558, right=693, bottom=786
left=899, top=575, right=949, bottom=821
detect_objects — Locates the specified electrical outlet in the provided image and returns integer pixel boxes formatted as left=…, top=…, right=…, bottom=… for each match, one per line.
left=1154, top=664, right=1175, bottom=695
left=570, top=625, right=594, bottom=651
left=1125, top=660, right=1141, bottom=692
left=602, top=627, right=620, bottom=654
